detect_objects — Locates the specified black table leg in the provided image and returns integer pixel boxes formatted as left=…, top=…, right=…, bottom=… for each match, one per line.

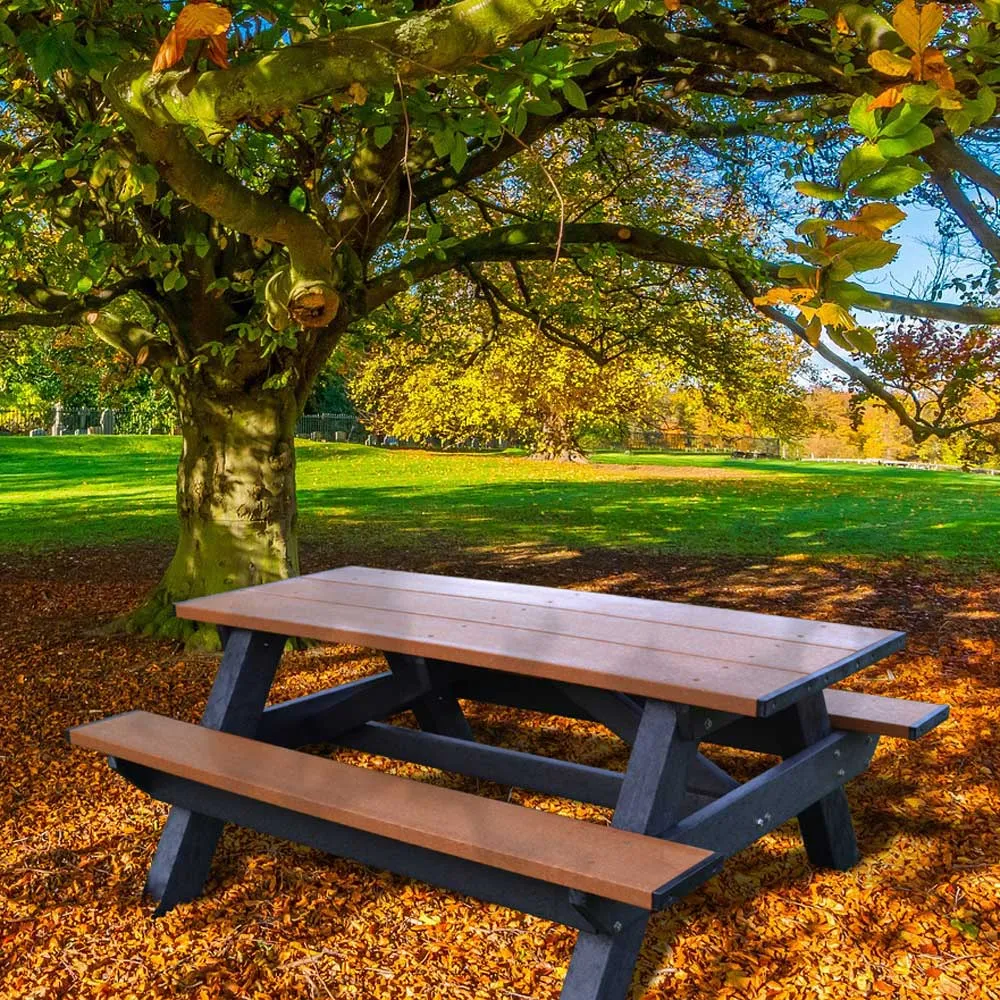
left=145, top=628, right=286, bottom=914
left=561, top=699, right=697, bottom=1000
left=774, top=692, right=860, bottom=870
left=386, top=653, right=473, bottom=740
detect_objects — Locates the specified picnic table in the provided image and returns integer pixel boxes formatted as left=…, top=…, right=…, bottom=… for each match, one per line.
left=71, top=566, right=948, bottom=1000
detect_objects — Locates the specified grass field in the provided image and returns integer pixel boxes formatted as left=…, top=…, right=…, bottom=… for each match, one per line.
left=3, top=436, right=1000, bottom=564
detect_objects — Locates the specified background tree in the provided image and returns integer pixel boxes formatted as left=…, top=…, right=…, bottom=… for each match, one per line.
left=6, top=0, right=1000, bottom=639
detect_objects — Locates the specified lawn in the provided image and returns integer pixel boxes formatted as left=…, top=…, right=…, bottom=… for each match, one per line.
left=3, top=436, right=1000, bottom=565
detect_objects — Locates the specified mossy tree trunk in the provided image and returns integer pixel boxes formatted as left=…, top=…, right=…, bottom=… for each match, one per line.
left=123, top=292, right=317, bottom=647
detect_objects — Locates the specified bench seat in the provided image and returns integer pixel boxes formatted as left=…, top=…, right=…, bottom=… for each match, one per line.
left=824, top=689, right=948, bottom=740
left=70, top=711, right=719, bottom=910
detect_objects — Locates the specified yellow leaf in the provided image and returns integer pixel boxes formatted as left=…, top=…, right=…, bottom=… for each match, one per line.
left=835, top=10, right=851, bottom=33
left=830, top=202, right=907, bottom=240
left=869, top=50, right=913, bottom=77
left=347, top=82, right=369, bottom=105
left=816, top=301, right=857, bottom=329
left=892, top=0, right=944, bottom=54
left=664, top=0, right=682, bottom=10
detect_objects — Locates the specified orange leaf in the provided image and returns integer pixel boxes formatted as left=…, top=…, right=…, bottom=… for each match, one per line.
left=868, top=86, right=905, bottom=110
left=175, top=2, right=231, bottom=38
left=151, top=4, right=231, bottom=73
left=664, top=0, right=682, bottom=9
left=206, top=33, right=229, bottom=70
left=152, top=27, right=186, bottom=73
left=919, top=48, right=956, bottom=89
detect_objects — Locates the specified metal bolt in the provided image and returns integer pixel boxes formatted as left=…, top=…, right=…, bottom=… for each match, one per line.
left=837, top=768, right=846, bottom=777
left=704, top=718, right=713, bottom=731
left=756, top=817, right=765, bottom=826
left=764, top=813, right=772, bottom=823
left=833, top=749, right=841, bottom=758
left=613, top=921, right=623, bottom=934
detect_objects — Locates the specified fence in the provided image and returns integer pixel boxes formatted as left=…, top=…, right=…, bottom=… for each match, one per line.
left=0, top=405, right=785, bottom=459
left=0, top=405, right=175, bottom=436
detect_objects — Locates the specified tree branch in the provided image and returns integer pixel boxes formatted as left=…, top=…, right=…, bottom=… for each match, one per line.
left=112, top=0, right=572, bottom=134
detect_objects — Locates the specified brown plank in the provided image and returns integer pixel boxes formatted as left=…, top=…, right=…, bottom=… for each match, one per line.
left=314, top=567, right=902, bottom=651
left=250, top=576, right=855, bottom=675
left=825, top=690, right=949, bottom=740
left=176, top=589, right=821, bottom=715
left=71, top=712, right=715, bottom=909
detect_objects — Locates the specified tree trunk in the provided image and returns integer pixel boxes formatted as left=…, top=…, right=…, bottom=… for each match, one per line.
left=530, top=413, right=589, bottom=462
left=125, top=384, right=300, bottom=647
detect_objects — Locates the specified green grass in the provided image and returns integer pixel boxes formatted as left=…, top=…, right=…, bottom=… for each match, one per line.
left=3, top=436, right=1000, bottom=565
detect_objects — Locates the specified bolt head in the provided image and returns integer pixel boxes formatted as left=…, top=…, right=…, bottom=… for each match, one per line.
left=837, top=768, right=846, bottom=777
left=613, top=921, right=623, bottom=933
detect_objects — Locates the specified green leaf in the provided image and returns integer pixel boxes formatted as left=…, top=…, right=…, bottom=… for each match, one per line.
left=374, top=125, right=394, bottom=148
left=193, top=233, right=211, bottom=258
left=967, top=86, right=997, bottom=126
left=880, top=102, right=933, bottom=138
left=561, top=79, right=588, bottom=110
left=75, top=275, right=93, bottom=294
left=877, top=123, right=935, bottom=158
left=288, top=186, right=308, bottom=212
left=449, top=136, right=468, bottom=174
left=848, top=95, right=880, bottom=140
left=794, top=180, right=844, bottom=201
left=851, top=164, right=926, bottom=198
left=794, top=7, right=828, bottom=20
left=848, top=326, right=878, bottom=353
left=778, top=263, right=819, bottom=285
left=839, top=143, right=886, bottom=186
left=826, top=280, right=885, bottom=310
left=163, top=268, right=180, bottom=291
left=831, top=236, right=901, bottom=274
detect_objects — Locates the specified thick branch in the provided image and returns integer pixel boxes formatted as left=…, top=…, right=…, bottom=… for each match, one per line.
left=930, top=167, right=1000, bottom=265
left=114, top=0, right=571, bottom=133
left=366, top=221, right=1000, bottom=330
left=107, top=78, right=341, bottom=327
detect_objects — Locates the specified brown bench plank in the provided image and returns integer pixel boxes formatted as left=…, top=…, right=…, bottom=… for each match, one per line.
left=247, top=576, right=858, bottom=674
left=316, top=567, right=901, bottom=651
left=176, top=589, right=841, bottom=716
left=825, top=690, right=949, bottom=740
left=70, top=711, right=716, bottom=909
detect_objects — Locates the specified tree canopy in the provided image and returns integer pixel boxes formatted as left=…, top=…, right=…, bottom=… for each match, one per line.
left=5, top=0, right=1000, bottom=636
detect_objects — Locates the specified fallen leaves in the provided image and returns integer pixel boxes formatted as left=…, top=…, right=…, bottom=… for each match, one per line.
left=2, top=545, right=999, bottom=999
left=152, top=1, right=231, bottom=74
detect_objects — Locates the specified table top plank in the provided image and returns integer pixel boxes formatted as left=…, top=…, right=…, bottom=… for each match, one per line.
left=317, top=567, right=901, bottom=651
left=178, top=570, right=904, bottom=717
left=259, top=576, right=857, bottom=675
left=72, top=711, right=718, bottom=909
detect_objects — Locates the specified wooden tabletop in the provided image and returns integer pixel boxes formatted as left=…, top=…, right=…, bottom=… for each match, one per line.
left=177, top=567, right=905, bottom=717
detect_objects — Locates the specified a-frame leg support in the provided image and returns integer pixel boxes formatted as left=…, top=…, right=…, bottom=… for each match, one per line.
left=774, top=692, right=859, bottom=870
left=386, top=653, right=474, bottom=740
left=145, top=628, right=286, bottom=914
left=561, top=699, right=697, bottom=1000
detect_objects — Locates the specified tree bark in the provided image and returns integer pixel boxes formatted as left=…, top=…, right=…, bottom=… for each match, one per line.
left=530, top=413, right=589, bottom=463
left=124, top=377, right=301, bottom=647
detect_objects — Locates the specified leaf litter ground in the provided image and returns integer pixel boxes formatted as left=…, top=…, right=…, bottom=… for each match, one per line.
left=1, top=542, right=998, bottom=1000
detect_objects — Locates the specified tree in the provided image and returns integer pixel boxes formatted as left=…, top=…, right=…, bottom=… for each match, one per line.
left=5, top=0, right=1000, bottom=639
